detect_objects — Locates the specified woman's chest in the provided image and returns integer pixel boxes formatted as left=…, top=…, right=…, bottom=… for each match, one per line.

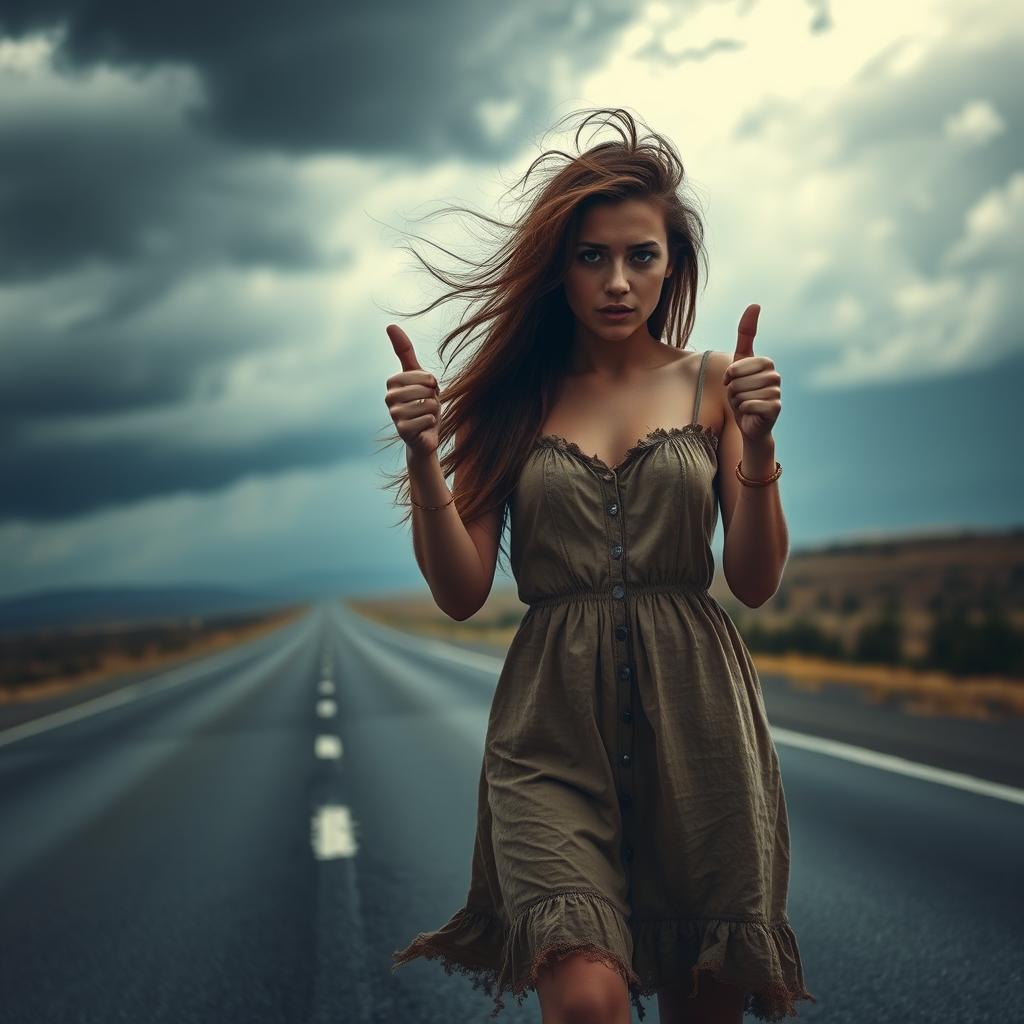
left=510, top=428, right=720, bottom=541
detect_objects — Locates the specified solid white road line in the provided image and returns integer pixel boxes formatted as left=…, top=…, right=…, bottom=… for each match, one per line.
left=770, top=725, right=1024, bottom=806
left=0, top=623, right=310, bottom=750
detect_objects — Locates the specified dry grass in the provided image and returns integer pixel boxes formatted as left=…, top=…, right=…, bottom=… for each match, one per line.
left=750, top=652, right=1024, bottom=720
left=349, top=598, right=1024, bottom=722
left=346, top=528, right=1024, bottom=722
left=0, top=606, right=306, bottom=705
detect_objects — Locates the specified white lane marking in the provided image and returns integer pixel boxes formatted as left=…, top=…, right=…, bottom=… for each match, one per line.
left=0, top=685, right=147, bottom=751
left=338, top=608, right=1024, bottom=806
left=0, top=621, right=311, bottom=751
left=770, top=726, right=1024, bottom=806
left=315, top=735, right=342, bottom=759
left=316, top=698, right=336, bottom=718
left=318, top=679, right=335, bottom=695
left=311, top=804, right=357, bottom=859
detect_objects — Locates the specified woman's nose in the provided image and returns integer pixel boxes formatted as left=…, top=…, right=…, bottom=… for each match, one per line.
left=606, top=262, right=629, bottom=292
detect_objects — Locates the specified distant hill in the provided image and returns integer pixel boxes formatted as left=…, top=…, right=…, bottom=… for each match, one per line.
left=0, top=584, right=288, bottom=634
left=0, top=564, right=412, bottom=635
left=352, top=525, right=1024, bottom=680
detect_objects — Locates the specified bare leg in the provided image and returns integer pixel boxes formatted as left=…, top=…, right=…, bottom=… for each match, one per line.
left=657, top=968, right=747, bottom=1024
left=535, top=951, right=633, bottom=1024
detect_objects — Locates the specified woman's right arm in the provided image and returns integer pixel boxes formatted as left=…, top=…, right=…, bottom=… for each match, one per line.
left=406, top=432, right=502, bottom=621
left=386, top=323, right=501, bottom=621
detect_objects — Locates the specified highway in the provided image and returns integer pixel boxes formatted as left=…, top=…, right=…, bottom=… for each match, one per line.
left=1, top=601, right=1022, bottom=1023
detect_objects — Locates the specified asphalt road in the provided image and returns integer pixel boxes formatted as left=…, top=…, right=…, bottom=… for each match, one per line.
left=1, top=601, right=1022, bottom=1023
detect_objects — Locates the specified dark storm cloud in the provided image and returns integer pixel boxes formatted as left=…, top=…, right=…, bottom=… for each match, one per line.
left=0, top=421, right=361, bottom=521
left=0, top=1, right=649, bottom=523
left=0, top=1, right=636, bottom=158
left=0, top=107, right=339, bottom=282
left=0, top=306, right=273, bottom=424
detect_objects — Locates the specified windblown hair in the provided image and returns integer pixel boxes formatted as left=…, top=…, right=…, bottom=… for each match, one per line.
left=377, top=107, right=708, bottom=575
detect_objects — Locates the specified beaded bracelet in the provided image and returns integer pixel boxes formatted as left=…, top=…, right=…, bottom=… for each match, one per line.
left=410, top=493, right=455, bottom=511
left=735, top=459, right=783, bottom=487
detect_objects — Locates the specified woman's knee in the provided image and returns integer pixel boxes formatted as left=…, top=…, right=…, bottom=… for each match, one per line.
left=535, top=951, right=631, bottom=1024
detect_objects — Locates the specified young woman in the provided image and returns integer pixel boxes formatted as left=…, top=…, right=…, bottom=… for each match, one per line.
left=383, top=109, right=816, bottom=1024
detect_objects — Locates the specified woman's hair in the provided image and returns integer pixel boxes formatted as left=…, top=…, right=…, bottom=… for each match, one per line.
left=377, top=106, right=708, bottom=575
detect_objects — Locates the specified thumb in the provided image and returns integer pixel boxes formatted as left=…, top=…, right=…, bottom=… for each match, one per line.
left=386, top=323, right=422, bottom=372
left=733, top=304, right=760, bottom=362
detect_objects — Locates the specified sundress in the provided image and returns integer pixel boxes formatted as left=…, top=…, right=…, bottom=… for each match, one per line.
left=391, top=348, right=817, bottom=1020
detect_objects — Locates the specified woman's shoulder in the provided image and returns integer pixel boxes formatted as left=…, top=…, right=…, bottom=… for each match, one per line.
left=694, top=349, right=730, bottom=432
left=700, top=349, right=732, bottom=374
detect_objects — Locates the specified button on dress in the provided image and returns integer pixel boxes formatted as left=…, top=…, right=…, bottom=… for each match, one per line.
left=391, top=349, right=817, bottom=1020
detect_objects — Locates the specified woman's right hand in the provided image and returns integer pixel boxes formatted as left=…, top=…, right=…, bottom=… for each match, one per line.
left=385, top=324, right=440, bottom=459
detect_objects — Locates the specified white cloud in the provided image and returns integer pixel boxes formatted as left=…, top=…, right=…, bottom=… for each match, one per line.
left=944, top=99, right=1007, bottom=147
left=945, top=171, right=1024, bottom=267
left=478, top=98, right=522, bottom=140
left=566, top=0, right=1023, bottom=388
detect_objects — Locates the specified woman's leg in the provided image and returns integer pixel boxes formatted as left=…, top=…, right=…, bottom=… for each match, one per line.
left=656, top=969, right=747, bottom=1024
left=535, top=951, right=633, bottom=1024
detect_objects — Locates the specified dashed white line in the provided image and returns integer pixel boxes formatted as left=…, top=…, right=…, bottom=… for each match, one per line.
left=316, top=699, right=336, bottom=719
left=311, top=804, right=357, bottom=859
left=318, top=679, right=335, bottom=695
left=315, top=735, right=342, bottom=759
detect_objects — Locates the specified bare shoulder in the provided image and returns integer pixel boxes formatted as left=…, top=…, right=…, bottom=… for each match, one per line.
left=698, top=349, right=732, bottom=433
left=700, top=348, right=732, bottom=379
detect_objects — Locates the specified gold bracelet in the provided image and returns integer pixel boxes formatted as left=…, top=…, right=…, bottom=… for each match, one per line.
left=735, top=459, right=782, bottom=487
left=410, top=493, right=455, bottom=511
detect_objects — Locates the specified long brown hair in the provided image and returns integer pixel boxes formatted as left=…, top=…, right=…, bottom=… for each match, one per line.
left=377, top=107, right=708, bottom=575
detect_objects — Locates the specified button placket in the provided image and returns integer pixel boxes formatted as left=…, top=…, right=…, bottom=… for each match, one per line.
left=601, top=468, right=635, bottom=876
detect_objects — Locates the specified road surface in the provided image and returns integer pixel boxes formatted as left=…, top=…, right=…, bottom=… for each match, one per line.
left=1, top=601, right=1022, bottom=1022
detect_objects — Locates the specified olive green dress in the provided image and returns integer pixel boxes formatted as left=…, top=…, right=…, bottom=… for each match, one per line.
left=391, top=349, right=816, bottom=1020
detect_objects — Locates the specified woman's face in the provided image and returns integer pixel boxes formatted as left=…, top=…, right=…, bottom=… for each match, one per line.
left=563, top=196, right=673, bottom=342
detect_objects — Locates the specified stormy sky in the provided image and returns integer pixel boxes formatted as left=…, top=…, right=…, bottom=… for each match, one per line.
left=1, top=0, right=1021, bottom=599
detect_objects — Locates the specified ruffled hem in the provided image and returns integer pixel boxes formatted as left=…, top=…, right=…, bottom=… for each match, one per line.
left=391, top=888, right=647, bottom=1019
left=632, top=914, right=818, bottom=1021
left=391, top=893, right=817, bottom=1022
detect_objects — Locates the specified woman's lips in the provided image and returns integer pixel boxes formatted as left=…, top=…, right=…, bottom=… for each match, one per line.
left=599, top=308, right=633, bottom=320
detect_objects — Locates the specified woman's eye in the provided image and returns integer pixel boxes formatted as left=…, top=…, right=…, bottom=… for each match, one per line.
left=579, top=250, right=657, bottom=265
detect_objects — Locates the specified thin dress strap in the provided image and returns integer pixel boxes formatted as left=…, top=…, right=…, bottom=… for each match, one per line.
left=691, top=349, right=712, bottom=424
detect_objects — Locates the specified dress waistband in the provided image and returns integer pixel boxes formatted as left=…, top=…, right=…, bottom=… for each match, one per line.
left=526, top=581, right=708, bottom=608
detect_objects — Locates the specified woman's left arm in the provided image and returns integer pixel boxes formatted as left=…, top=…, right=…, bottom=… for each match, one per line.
left=711, top=305, right=789, bottom=608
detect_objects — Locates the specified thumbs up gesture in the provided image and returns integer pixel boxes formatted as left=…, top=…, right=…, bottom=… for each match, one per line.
left=722, top=304, right=781, bottom=444
left=385, top=323, right=440, bottom=458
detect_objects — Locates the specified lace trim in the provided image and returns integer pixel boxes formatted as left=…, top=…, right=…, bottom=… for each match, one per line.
left=683, top=959, right=819, bottom=1021
left=393, top=931, right=649, bottom=1020
left=535, top=422, right=720, bottom=474
left=392, top=904, right=818, bottom=1023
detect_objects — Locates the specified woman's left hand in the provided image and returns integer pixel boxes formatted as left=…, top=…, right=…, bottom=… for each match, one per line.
left=723, top=304, right=781, bottom=444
